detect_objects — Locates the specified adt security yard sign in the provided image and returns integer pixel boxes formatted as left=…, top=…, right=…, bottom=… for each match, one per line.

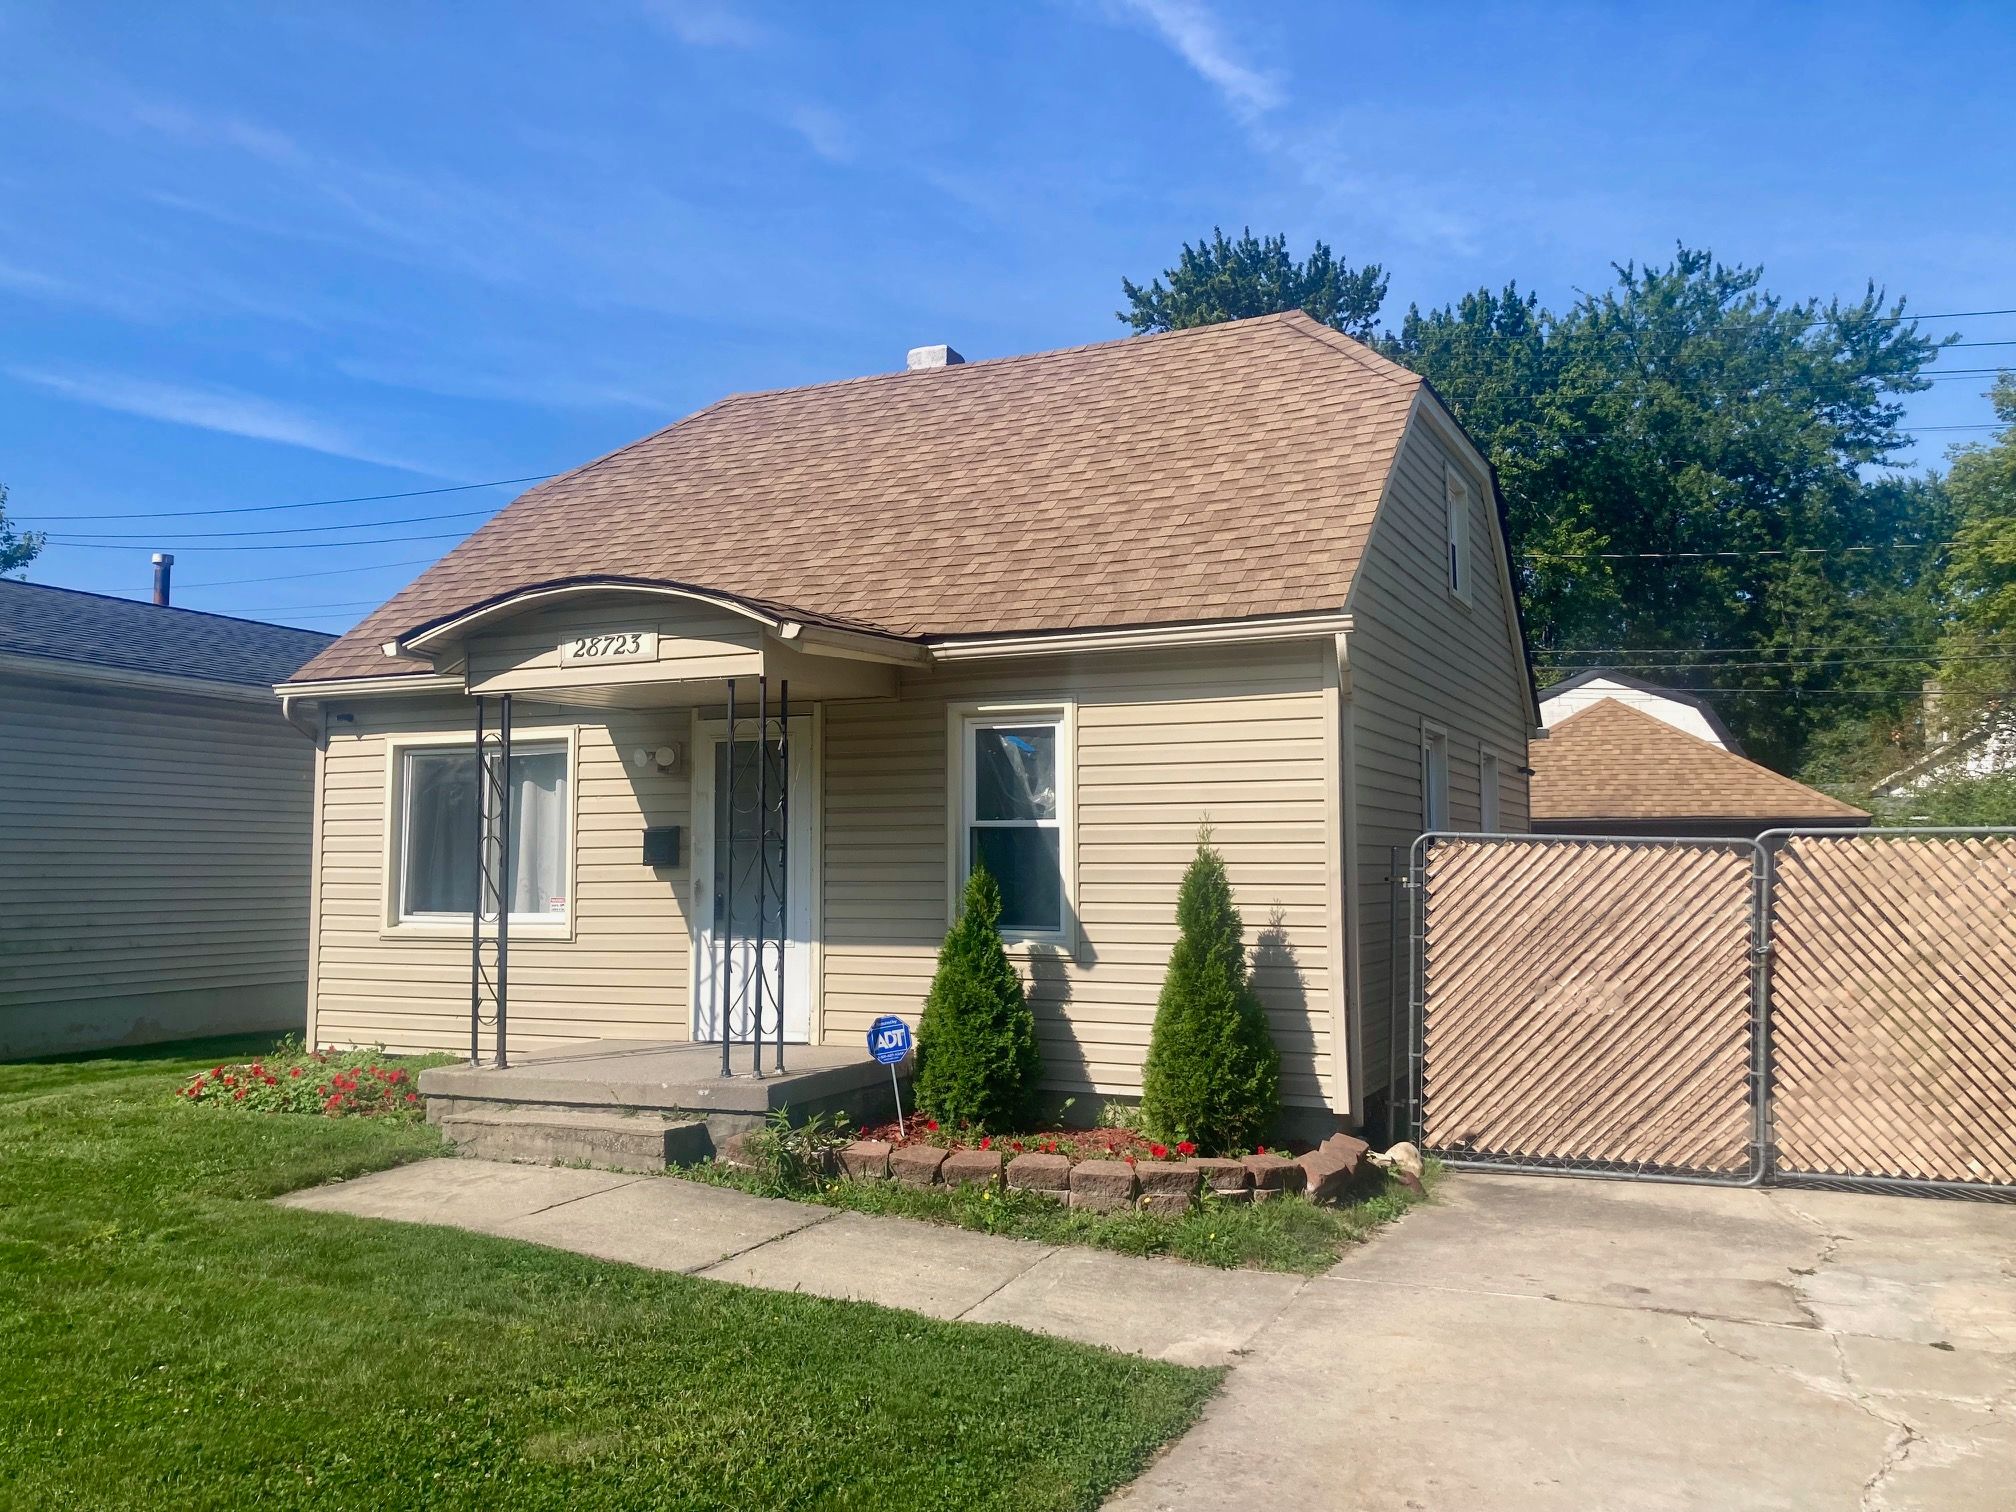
left=867, top=1015, right=914, bottom=1129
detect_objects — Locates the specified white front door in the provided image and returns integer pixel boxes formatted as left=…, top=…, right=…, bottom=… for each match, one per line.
left=692, top=717, right=813, bottom=1044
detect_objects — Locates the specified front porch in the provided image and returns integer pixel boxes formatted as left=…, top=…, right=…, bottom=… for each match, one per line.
left=419, top=1039, right=905, bottom=1170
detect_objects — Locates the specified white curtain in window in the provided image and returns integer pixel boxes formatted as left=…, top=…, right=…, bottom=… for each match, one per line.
left=507, top=750, right=567, bottom=916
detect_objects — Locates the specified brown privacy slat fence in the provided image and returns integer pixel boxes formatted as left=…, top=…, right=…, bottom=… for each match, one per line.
left=1769, top=833, right=2016, bottom=1188
left=1406, top=829, right=2016, bottom=1196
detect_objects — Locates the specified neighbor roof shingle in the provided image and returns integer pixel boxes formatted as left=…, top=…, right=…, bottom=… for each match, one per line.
left=1530, top=698, right=1867, bottom=823
left=0, top=579, right=335, bottom=688
left=290, top=312, right=1422, bottom=683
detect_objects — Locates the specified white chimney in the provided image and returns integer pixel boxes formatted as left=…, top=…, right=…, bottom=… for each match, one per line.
left=906, top=343, right=965, bottom=371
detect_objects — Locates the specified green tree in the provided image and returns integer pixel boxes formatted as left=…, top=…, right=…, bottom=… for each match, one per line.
left=1391, top=249, right=1948, bottom=770
left=1938, top=376, right=2016, bottom=711
left=1140, top=834, right=1280, bottom=1152
left=0, top=485, right=44, bottom=577
left=1119, top=227, right=1388, bottom=339
left=912, top=862, right=1042, bottom=1130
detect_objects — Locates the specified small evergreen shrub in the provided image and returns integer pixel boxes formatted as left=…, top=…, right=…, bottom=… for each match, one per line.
left=913, top=862, right=1042, bottom=1129
left=1140, top=834, right=1281, bottom=1152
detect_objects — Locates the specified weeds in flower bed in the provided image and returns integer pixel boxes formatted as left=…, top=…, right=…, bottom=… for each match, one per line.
left=682, top=1157, right=1431, bottom=1274
left=177, top=1037, right=453, bottom=1119
left=854, top=1111, right=1269, bottom=1164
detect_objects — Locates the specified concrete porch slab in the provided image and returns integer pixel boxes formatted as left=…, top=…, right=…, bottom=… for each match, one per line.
left=961, top=1247, right=1306, bottom=1366
left=419, top=1039, right=900, bottom=1132
left=694, top=1209, right=1050, bottom=1320
left=488, top=1176, right=835, bottom=1272
left=274, top=1158, right=637, bottom=1232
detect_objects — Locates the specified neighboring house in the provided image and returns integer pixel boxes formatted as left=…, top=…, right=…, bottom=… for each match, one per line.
left=0, top=581, right=334, bottom=1058
left=1529, top=696, right=1868, bottom=838
left=280, top=313, right=1535, bottom=1135
left=1539, top=666, right=1741, bottom=751
left=1872, top=704, right=2016, bottom=798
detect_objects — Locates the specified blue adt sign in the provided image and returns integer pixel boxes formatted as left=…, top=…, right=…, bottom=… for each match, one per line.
left=867, top=1015, right=913, bottom=1065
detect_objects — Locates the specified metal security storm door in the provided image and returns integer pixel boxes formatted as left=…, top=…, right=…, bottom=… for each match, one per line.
left=691, top=714, right=812, bottom=1046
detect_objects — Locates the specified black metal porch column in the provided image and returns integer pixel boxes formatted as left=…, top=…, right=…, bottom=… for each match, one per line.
left=776, top=679, right=789, bottom=1075
left=494, top=692, right=511, bottom=1069
left=718, top=679, right=734, bottom=1078
left=469, top=698, right=485, bottom=1067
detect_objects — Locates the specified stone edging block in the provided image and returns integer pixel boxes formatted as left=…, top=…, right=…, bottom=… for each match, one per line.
left=1069, top=1159, right=1138, bottom=1212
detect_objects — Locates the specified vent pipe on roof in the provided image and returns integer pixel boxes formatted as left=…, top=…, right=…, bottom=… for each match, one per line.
left=151, top=552, right=174, bottom=607
left=905, top=343, right=964, bottom=370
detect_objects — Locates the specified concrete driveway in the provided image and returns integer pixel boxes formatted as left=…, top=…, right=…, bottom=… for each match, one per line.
left=1114, top=1174, right=2016, bottom=1511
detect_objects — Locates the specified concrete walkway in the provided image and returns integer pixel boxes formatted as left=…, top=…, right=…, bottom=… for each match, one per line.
left=274, top=1157, right=1307, bottom=1367
left=1112, top=1174, right=2016, bottom=1511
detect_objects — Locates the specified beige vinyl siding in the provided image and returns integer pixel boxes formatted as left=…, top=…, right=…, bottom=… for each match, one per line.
left=464, top=598, right=761, bottom=697
left=1346, top=410, right=1534, bottom=1112
left=822, top=642, right=1342, bottom=1109
left=311, top=697, right=694, bottom=1054
left=0, top=671, right=315, bottom=1057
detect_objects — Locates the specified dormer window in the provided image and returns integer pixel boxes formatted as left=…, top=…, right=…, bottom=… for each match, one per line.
left=1445, top=465, right=1473, bottom=604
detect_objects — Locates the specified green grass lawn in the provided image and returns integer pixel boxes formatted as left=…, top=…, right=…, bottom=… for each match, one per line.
left=684, top=1157, right=1423, bottom=1274
left=0, top=1038, right=1218, bottom=1511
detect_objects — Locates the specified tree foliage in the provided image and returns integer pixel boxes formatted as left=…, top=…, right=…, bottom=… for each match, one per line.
left=1119, top=227, right=1388, bottom=339
left=1388, top=249, right=1949, bottom=771
left=0, top=485, right=44, bottom=578
left=1938, top=377, right=2016, bottom=713
left=1140, top=835, right=1280, bottom=1152
left=913, top=862, right=1042, bottom=1130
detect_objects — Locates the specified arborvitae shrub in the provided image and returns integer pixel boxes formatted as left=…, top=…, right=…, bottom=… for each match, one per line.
left=1140, top=836, right=1281, bottom=1151
left=913, top=862, right=1042, bottom=1129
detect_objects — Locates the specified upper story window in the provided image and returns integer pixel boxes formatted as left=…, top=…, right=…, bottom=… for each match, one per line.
left=1445, top=465, right=1473, bottom=604
left=1422, top=727, right=1450, bottom=833
left=962, top=716, right=1067, bottom=939
left=398, top=743, right=570, bottom=923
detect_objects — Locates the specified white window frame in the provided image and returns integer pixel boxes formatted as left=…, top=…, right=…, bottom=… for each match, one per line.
left=1422, top=723, right=1451, bottom=834
left=1479, top=746, right=1502, bottom=832
left=946, top=702, right=1076, bottom=948
left=1445, top=463, right=1473, bottom=606
left=381, top=727, right=579, bottom=939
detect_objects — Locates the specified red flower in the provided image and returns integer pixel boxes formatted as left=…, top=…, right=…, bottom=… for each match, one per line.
left=978, top=1136, right=992, bottom=1150
left=405, top=1092, right=419, bottom=1103
left=1010, top=1139, right=1025, bottom=1152
left=233, top=1088, right=246, bottom=1101
left=1150, top=1143, right=1168, bottom=1160
left=1256, top=1145, right=1268, bottom=1156
left=290, top=1066, right=303, bottom=1078
left=925, top=1119, right=939, bottom=1132
left=1177, top=1140, right=1197, bottom=1156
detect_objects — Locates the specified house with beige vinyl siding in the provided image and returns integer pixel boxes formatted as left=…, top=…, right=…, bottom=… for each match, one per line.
left=1, top=580, right=332, bottom=1057
left=282, top=312, right=1535, bottom=1139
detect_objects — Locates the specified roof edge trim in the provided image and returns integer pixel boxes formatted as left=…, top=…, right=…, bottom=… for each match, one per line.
left=393, top=576, right=911, bottom=658
left=926, top=611, right=1354, bottom=663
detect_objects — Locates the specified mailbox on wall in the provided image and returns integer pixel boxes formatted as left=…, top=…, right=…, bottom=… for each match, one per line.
left=641, top=826, right=682, bottom=868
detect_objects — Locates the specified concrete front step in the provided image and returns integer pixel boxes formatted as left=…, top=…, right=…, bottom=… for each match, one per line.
left=440, top=1107, right=712, bottom=1173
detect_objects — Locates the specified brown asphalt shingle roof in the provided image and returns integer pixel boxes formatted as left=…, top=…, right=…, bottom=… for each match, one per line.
left=292, top=312, right=1422, bottom=683
left=1530, top=698, right=1868, bottom=823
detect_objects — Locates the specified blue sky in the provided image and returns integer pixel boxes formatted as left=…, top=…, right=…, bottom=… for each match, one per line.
left=4, top=1, right=2013, bottom=633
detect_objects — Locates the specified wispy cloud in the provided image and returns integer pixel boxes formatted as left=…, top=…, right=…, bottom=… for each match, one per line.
left=8, top=367, right=444, bottom=475
left=784, top=102, right=855, bottom=164
left=1110, top=0, right=1283, bottom=119
left=1104, top=0, right=1477, bottom=253
left=643, top=0, right=765, bottom=48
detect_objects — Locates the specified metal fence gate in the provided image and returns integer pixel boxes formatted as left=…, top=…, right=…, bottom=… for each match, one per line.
left=1405, top=828, right=2016, bottom=1196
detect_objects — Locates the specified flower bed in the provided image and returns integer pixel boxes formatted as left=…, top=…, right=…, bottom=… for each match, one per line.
left=851, top=1112, right=1296, bottom=1164
left=178, top=1040, right=448, bottom=1119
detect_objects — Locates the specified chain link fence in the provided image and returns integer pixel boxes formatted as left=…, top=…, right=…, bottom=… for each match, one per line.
left=1406, top=828, right=2016, bottom=1197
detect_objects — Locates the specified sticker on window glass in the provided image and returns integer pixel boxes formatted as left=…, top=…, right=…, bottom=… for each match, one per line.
left=975, top=726, right=1057, bottom=821
left=548, top=896, right=567, bottom=913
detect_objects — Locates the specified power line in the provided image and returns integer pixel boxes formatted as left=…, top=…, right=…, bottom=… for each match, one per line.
left=47, top=507, right=496, bottom=542
left=28, top=474, right=554, bottom=523
left=180, top=554, right=443, bottom=588
left=1541, top=653, right=2016, bottom=672
left=1548, top=640, right=2006, bottom=656
left=44, top=528, right=475, bottom=553
left=1525, top=541, right=1953, bottom=560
